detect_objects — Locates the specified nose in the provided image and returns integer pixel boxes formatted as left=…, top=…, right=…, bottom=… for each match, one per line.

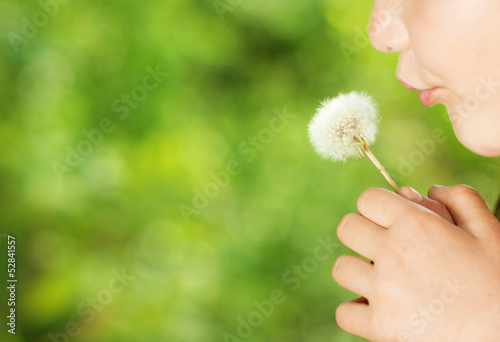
left=368, top=3, right=410, bottom=53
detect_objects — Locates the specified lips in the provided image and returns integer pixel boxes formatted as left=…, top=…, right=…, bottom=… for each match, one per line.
left=417, top=88, right=439, bottom=107
left=397, top=78, right=439, bottom=107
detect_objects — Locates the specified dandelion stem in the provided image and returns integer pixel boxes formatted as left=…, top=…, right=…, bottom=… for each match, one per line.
left=360, top=142, right=399, bottom=193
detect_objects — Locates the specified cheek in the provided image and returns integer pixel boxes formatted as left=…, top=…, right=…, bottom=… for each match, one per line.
left=406, top=1, right=500, bottom=156
left=407, top=1, right=500, bottom=95
left=408, top=28, right=466, bottom=93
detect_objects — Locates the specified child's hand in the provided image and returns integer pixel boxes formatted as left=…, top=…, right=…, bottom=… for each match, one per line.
left=397, top=186, right=455, bottom=224
left=333, top=185, right=500, bottom=342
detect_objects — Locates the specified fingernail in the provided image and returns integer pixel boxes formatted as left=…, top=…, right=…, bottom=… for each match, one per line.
left=432, top=184, right=444, bottom=189
left=409, top=187, right=423, bottom=202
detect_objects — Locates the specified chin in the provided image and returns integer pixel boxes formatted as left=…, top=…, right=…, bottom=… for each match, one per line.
left=467, top=144, right=500, bottom=157
left=446, top=103, right=500, bottom=157
left=455, top=127, right=500, bottom=157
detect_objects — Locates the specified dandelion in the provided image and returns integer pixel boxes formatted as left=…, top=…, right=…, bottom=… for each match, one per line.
left=308, top=91, right=399, bottom=192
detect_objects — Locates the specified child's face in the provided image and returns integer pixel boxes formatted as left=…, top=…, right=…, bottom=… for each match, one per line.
left=368, top=0, right=500, bottom=157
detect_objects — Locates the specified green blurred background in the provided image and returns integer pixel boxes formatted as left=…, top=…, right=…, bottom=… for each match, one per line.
left=1, top=0, right=500, bottom=341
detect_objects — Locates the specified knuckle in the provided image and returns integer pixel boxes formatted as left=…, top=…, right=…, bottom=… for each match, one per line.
left=332, top=255, right=349, bottom=280
left=357, top=187, right=379, bottom=211
left=335, top=302, right=348, bottom=326
left=448, top=184, right=479, bottom=197
left=337, top=213, right=357, bottom=241
left=446, top=184, right=483, bottom=206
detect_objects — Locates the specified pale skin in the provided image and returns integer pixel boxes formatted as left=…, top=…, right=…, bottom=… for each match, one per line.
left=333, top=1, right=500, bottom=341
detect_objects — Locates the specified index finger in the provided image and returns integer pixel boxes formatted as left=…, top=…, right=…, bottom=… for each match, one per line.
left=357, top=187, right=421, bottom=228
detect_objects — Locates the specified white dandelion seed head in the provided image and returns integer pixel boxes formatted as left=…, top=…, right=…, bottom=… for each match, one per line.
left=308, top=91, right=379, bottom=162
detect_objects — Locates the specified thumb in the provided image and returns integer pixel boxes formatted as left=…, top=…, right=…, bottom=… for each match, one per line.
left=398, top=187, right=455, bottom=223
left=428, top=184, right=500, bottom=237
